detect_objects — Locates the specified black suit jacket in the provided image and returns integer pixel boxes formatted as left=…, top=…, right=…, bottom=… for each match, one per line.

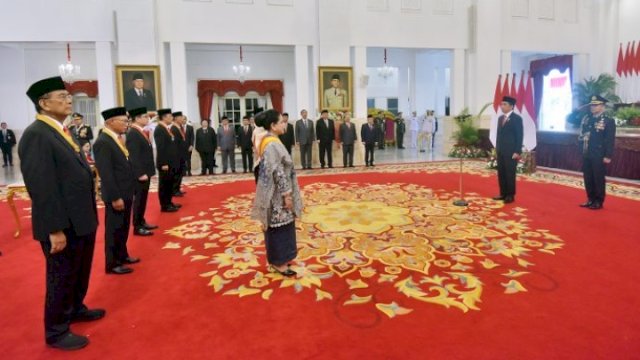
left=237, top=125, right=254, bottom=150
left=185, top=125, right=195, bottom=150
left=124, top=88, right=157, bottom=111
left=171, top=126, right=189, bottom=161
left=279, top=123, right=294, bottom=149
left=154, top=123, right=180, bottom=170
left=496, top=112, right=524, bottom=156
left=361, top=123, right=381, bottom=145
left=316, top=118, right=335, bottom=143
left=195, top=127, right=217, bottom=153
left=126, top=127, right=155, bottom=179
left=93, top=131, right=135, bottom=203
left=0, top=129, right=17, bottom=146
left=339, top=122, right=357, bottom=145
left=580, top=114, right=616, bottom=159
left=18, top=119, right=98, bottom=242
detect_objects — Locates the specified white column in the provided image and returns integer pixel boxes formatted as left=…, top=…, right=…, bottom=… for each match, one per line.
left=169, top=42, right=188, bottom=113
left=450, top=48, right=466, bottom=116
left=294, top=45, right=311, bottom=114
left=500, top=50, right=512, bottom=76
left=95, top=41, right=116, bottom=117
left=352, top=46, right=367, bottom=118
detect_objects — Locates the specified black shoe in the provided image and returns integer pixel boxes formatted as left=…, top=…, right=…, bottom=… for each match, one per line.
left=588, top=202, right=603, bottom=210
left=123, top=257, right=140, bottom=264
left=492, top=195, right=505, bottom=200
left=71, top=308, right=106, bottom=323
left=503, top=196, right=514, bottom=204
left=349, top=165, right=355, bottom=168
left=134, top=228, right=153, bottom=236
left=328, top=165, right=333, bottom=168
left=200, top=172, right=206, bottom=176
left=47, top=332, right=89, bottom=351
left=213, top=164, right=218, bottom=168
left=370, top=163, right=375, bottom=167
left=143, top=223, right=158, bottom=230
left=1, top=164, right=6, bottom=168
left=161, top=206, right=178, bottom=213
left=243, top=169, right=248, bottom=173
left=106, top=265, right=133, bottom=274
left=321, top=165, right=325, bottom=169
left=579, top=200, right=593, bottom=208
left=171, top=203, right=182, bottom=209
left=269, top=265, right=297, bottom=277
left=223, top=170, right=227, bottom=174
left=232, top=170, right=236, bottom=173
left=187, top=172, right=192, bottom=176
left=173, top=192, right=184, bottom=197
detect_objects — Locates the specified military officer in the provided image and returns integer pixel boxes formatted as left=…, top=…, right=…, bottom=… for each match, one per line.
left=323, top=74, right=348, bottom=109
left=578, top=95, right=616, bottom=210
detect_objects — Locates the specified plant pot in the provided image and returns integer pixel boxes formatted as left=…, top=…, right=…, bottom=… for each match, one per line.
left=631, top=117, right=640, bottom=126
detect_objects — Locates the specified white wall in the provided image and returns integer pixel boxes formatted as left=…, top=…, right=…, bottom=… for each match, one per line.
left=415, top=50, right=451, bottom=116
left=185, top=44, right=296, bottom=123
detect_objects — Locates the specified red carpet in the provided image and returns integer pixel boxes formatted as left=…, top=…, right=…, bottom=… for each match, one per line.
left=1, top=163, right=639, bottom=359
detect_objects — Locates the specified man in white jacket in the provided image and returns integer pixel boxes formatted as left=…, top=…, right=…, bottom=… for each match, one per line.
left=408, top=111, right=420, bottom=149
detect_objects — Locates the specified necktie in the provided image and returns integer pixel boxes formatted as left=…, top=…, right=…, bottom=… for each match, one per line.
left=63, top=126, right=70, bottom=136
left=118, top=134, right=126, bottom=146
left=334, top=89, right=337, bottom=95
left=499, top=115, right=506, bottom=127
left=245, top=126, right=248, bottom=134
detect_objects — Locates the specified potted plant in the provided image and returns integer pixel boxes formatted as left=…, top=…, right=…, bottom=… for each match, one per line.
left=449, top=104, right=491, bottom=158
left=615, top=106, right=640, bottom=126
left=567, top=73, right=620, bottom=128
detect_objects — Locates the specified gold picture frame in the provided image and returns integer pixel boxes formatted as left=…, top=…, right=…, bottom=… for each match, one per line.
left=115, top=65, right=161, bottom=111
left=318, top=66, right=353, bottom=113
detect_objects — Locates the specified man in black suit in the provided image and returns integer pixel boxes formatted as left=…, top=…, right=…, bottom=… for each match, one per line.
left=154, top=108, right=181, bottom=212
left=578, top=95, right=617, bottom=210
left=375, top=111, right=385, bottom=149
left=315, top=109, right=335, bottom=168
left=237, top=115, right=254, bottom=173
left=395, top=113, right=406, bottom=149
left=278, top=112, right=295, bottom=155
left=195, top=119, right=217, bottom=175
left=183, top=116, right=195, bottom=176
left=123, top=72, right=157, bottom=111
left=171, top=112, right=188, bottom=197
left=126, top=107, right=158, bottom=236
left=68, top=113, right=93, bottom=147
left=0, top=121, right=17, bottom=167
left=493, top=96, right=524, bottom=204
left=339, top=113, right=357, bottom=167
left=93, top=107, right=139, bottom=275
left=361, top=114, right=381, bottom=167
left=20, top=76, right=104, bottom=351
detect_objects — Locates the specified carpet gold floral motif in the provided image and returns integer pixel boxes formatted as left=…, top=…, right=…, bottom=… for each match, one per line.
left=163, top=181, right=566, bottom=319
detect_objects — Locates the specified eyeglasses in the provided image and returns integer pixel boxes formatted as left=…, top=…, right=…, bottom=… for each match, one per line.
left=41, top=93, right=73, bottom=101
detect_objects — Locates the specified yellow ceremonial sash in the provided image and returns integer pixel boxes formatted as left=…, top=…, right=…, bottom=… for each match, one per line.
left=259, top=136, right=282, bottom=156
left=36, top=114, right=79, bottom=153
left=102, top=128, right=130, bottom=159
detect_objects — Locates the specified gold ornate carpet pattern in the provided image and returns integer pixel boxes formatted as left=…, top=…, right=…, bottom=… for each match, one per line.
left=163, top=181, right=566, bottom=318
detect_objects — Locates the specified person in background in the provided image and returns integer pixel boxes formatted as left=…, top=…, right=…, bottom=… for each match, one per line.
left=295, top=109, right=315, bottom=170
left=419, top=111, right=435, bottom=153
left=395, top=112, right=406, bottom=149
left=315, top=109, right=335, bottom=169
left=183, top=116, right=195, bottom=176
left=20, top=76, right=103, bottom=350
left=81, top=142, right=94, bottom=165
left=195, top=119, right=217, bottom=175
left=361, top=114, right=381, bottom=167
left=126, top=107, right=158, bottom=237
left=154, top=108, right=181, bottom=212
left=408, top=111, right=420, bottom=149
left=238, top=115, right=254, bottom=173
left=578, top=95, right=616, bottom=210
left=217, top=116, right=237, bottom=174
left=493, top=96, right=523, bottom=204
left=278, top=112, right=295, bottom=155
left=0, top=121, right=17, bottom=167
left=251, top=109, right=303, bottom=277
left=171, top=111, right=188, bottom=197
left=339, top=112, right=357, bottom=168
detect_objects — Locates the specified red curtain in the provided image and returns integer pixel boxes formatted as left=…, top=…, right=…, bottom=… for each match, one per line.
left=529, top=55, right=573, bottom=120
left=197, top=80, right=284, bottom=120
left=65, top=80, right=99, bottom=98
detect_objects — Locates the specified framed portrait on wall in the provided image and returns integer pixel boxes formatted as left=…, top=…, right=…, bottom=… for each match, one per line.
left=318, top=66, right=353, bottom=113
left=115, top=65, right=161, bottom=111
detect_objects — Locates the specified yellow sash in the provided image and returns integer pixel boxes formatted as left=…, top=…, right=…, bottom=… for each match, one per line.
left=259, top=136, right=282, bottom=156
left=36, top=114, right=79, bottom=153
left=102, top=128, right=130, bottom=159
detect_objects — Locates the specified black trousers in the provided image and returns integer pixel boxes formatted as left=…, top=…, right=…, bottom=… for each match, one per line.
left=40, top=229, right=96, bottom=343
left=158, top=168, right=175, bottom=208
left=342, top=144, right=354, bottom=166
left=132, top=178, right=150, bottom=229
left=198, top=151, right=214, bottom=174
left=365, top=143, right=375, bottom=165
left=185, top=151, right=192, bottom=175
left=396, top=132, right=404, bottom=148
left=173, top=160, right=186, bottom=194
left=497, top=151, right=517, bottom=197
left=582, top=156, right=607, bottom=204
left=104, top=198, right=133, bottom=270
left=299, top=143, right=312, bottom=168
left=319, top=141, right=332, bottom=167
left=241, top=147, right=253, bottom=171
left=1, top=144, right=13, bottom=165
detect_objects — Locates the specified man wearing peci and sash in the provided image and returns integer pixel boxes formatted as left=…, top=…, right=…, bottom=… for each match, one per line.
left=154, top=108, right=181, bottom=212
left=93, top=107, right=140, bottom=275
left=20, top=76, right=104, bottom=350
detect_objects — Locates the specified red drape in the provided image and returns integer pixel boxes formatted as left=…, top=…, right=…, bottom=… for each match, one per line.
left=529, top=55, right=573, bottom=120
left=65, top=80, right=99, bottom=98
left=197, top=80, right=284, bottom=121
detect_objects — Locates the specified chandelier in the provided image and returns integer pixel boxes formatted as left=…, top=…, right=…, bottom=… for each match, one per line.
left=377, top=48, right=395, bottom=79
left=232, top=45, right=251, bottom=83
left=58, top=43, right=81, bottom=84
